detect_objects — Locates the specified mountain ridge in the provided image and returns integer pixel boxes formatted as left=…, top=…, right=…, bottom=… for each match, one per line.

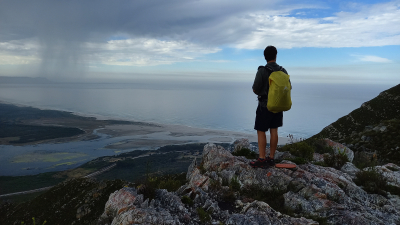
left=313, top=83, right=400, bottom=164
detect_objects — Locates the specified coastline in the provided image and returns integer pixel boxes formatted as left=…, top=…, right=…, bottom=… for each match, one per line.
left=0, top=100, right=290, bottom=147
left=0, top=101, right=289, bottom=176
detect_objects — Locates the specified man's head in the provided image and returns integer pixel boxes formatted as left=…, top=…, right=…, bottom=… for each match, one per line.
left=264, top=46, right=277, bottom=62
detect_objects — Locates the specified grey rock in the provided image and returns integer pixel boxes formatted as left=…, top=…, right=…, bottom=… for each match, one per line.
left=324, top=138, right=355, bottom=162
left=99, top=140, right=400, bottom=225
left=341, top=162, right=360, bottom=178
left=186, top=157, right=197, bottom=181
left=233, top=138, right=250, bottom=153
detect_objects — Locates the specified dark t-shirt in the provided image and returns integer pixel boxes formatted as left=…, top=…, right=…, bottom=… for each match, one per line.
left=252, top=62, right=288, bottom=107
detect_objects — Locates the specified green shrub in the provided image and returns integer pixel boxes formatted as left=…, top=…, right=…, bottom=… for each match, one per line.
left=387, top=166, right=399, bottom=171
left=306, top=138, right=334, bottom=154
left=196, top=207, right=211, bottom=224
left=386, top=185, right=400, bottom=196
left=232, top=148, right=257, bottom=159
left=221, top=177, right=229, bottom=187
left=137, top=181, right=157, bottom=200
left=20, top=217, right=47, bottom=225
left=138, top=173, right=186, bottom=200
left=354, top=167, right=388, bottom=196
left=240, top=185, right=286, bottom=213
left=221, top=190, right=236, bottom=203
left=313, top=161, right=327, bottom=167
left=290, top=157, right=308, bottom=165
left=229, top=177, right=241, bottom=192
left=282, top=142, right=314, bottom=161
left=353, top=153, right=378, bottom=169
left=209, top=178, right=221, bottom=190
left=323, top=150, right=349, bottom=170
left=198, top=163, right=207, bottom=174
left=181, top=196, right=193, bottom=206
left=158, top=178, right=182, bottom=192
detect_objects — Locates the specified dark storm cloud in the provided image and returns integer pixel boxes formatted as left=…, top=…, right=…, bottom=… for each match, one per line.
left=0, top=0, right=277, bottom=43
left=1, top=0, right=283, bottom=76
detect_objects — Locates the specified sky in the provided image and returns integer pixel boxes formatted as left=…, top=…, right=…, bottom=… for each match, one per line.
left=0, top=0, right=399, bottom=84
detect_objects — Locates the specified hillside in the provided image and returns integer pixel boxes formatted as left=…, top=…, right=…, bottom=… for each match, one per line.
left=2, top=140, right=400, bottom=225
left=313, top=84, right=400, bottom=164
left=0, top=178, right=128, bottom=224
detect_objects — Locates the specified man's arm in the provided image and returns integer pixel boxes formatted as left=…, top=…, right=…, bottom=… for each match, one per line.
left=252, top=68, right=264, bottom=95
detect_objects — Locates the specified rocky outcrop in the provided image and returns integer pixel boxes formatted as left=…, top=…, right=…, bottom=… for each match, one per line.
left=99, top=142, right=400, bottom=225
left=98, top=187, right=190, bottom=224
left=340, top=162, right=360, bottom=178
left=232, top=138, right=250, bottom=153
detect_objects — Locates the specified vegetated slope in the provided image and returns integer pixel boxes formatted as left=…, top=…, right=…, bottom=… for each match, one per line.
left=0, top=103, right=139, bottom=145
left=0, top=103, right=89, bottom=144
left=0, top=103, right=87, bottom=122
left=0, top=143, right=204, bottom=202
left=313, top=83, right=400, bottom=164
left=0, top=178, right=127, bottom=225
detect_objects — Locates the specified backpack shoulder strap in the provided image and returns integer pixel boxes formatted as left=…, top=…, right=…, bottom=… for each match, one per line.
left=264, top=65, right=274, bottom=72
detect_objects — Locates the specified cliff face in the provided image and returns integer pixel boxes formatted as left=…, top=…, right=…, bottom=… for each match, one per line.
left=313, top=84, right=400, bottom=164
left=99, top=142, right=400, bottom=225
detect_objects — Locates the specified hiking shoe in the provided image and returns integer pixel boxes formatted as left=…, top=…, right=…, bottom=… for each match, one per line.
left=250, top=158, right=268, bottom=168
left=266, top=156, right=275, bottom=167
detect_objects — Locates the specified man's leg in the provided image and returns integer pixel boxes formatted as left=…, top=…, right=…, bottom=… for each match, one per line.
left=250, top=130, right=269, bottom=168
left=269, top=128, right=278, bottom=158
left=257, top=130, right=267, bottom=159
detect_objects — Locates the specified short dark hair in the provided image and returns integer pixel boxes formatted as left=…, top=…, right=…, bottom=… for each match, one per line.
left=264, top=46, right=277, bottom=62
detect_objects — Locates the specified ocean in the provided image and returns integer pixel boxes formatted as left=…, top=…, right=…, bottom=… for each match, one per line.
left=0, top=80, right=392, bottom=139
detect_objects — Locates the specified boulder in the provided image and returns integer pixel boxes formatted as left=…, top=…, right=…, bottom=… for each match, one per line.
left=340, top=162, right=360, bottom=178
left=324, top=138, right=354, bottom=162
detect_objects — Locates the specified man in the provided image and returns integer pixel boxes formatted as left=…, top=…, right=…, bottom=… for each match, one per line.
left=250, top=45, right=289, bottom=168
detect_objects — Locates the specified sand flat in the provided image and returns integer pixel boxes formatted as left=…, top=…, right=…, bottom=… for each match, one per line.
left=98, top=123, right=290, bottom=150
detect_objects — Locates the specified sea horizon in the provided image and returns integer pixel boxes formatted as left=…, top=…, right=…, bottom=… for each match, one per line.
left=0, top=79, right=394, bottom=139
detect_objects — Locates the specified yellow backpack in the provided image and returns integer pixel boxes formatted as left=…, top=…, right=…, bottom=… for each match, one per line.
left=266, top=67, right=292, bottom=113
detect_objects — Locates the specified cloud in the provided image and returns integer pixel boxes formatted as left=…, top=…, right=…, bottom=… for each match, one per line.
left=0, top=39, right=40, bottom=65
left=0, top=0, right=399, bottom=75
left=88, top=38, right=220, bottom=66
left=234, top=1, right=400, bottom=49
left=353, top=55, right=393, bottom=63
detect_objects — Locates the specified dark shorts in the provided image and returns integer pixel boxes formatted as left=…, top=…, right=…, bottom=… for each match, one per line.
left=254, top=104, right=283, bottom=132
